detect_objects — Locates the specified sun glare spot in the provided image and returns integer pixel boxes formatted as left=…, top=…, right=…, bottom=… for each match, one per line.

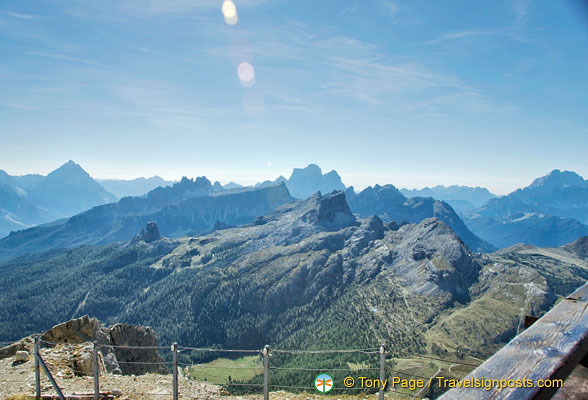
left=237, top=62, right=255, bottom=87
left=222, top=1, right=238, bottom=25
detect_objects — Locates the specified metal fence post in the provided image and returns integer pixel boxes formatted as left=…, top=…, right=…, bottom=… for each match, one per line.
left=93, top=341, right=99, bottom=400
left=34, top=335, right=40, bottom=400
left=36, top=349, right=65, bottom=400
left=263, top=345, right=270, bottom=400
left=379, top=344, right=386, bottom=400
left=172, top=342, right=179, bottom=400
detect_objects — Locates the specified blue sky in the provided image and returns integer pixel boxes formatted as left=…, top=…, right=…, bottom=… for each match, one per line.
left=1, top=0, right=587, bottom=194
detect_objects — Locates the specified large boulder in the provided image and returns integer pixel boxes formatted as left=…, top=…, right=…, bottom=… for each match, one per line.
left=109, top=323, right=168, bottom=375
left=18, top=315, right=168, bottom=375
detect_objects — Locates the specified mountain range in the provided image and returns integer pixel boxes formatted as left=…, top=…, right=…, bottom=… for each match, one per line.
left=400, top=185, right=497, bottom=213
left=345, top=184, right=495, bottom=252
left=463, top=170, right=588, bottom=248
left=2, top=162, right=588, bottom=254
left=98, top=176, right=175, bottom=199
left=0, top=172, right=492, bottom=261
left=0, top=191, right=585, bottom=397
left=0, top=178, right=293, bottom=262
left=0, top=161, right=116, bottom=238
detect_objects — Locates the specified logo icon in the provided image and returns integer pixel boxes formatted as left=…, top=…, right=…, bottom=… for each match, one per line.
left=315, top=373, right=333, bottom=393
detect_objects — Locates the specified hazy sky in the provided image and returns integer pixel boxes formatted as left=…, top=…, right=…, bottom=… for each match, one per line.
left=1, top=0, right=587, bottom=194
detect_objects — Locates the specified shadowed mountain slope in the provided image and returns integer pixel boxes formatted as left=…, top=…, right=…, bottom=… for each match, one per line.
left=345, top=184, right=495, bottom=252
left=0, top=181, right=293, bottom=262
left=464, top=170, right=588, bottom=248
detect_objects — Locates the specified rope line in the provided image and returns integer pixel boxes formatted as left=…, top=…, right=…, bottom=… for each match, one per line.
left=178, top=346, right=260, bottom=353
left=270, top=366, right=379, bottom=372
left=268, top=384, right=366, bottom=391
left=268, top=385, right=315, bottom=390
left=116, top=360, right=171, bottom=365
left=272, top=348, right=379, bottom=354
left=98, top=344, right=168, bottom=350
left=38, top=338, right=166, bottom=350
left=194, top=381, right=264, bottom=387
left=180, top=363, right=260, bottom=370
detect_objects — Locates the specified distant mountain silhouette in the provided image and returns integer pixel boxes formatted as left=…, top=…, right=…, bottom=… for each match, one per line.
left=476, top=170, right=588, bottom=222
left=465, top=213, right=588, bottom=249
left=286, top=164, right=346, bottom=199
left=464, top=170, right=588, bottom=248
left=0, top=161, right=116, bottom=238
left=400, top=185, right=496, bottom=213
left=255, top=164, right=345, bottom=199
left=223, top=181, right=243, bottom=190
left=250, top=165, right=492, bottom=251
left=98, top=176, right=175, bottom=199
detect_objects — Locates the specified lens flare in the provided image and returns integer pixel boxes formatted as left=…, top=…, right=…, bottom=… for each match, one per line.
left=224, top=14, right=238, bottom=25
left=222, top=1, right=238, bottom=25
left=237, top=62, right=255, bottom=87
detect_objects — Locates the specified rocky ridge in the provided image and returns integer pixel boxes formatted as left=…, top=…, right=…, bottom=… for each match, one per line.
left=0, top=182, right=293, bottom=262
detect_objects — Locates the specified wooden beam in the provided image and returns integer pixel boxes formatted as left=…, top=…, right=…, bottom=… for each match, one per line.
left=438, top=281, right=588, bottom=400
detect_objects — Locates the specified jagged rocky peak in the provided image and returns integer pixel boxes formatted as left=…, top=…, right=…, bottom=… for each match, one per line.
left=286, top=163, right=346, bottom=199
left=132, top=221, right=161, bottom=244
left=147, top=175, right=213, bottom=200
left=362, top=214, right=385, bottom=237
left=0, top=315, right=166, bottom=376
left=300, top=190, right=357, bottom=230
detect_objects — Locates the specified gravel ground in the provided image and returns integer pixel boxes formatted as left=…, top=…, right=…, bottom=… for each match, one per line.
left=0, top=347, right=404, bottom=400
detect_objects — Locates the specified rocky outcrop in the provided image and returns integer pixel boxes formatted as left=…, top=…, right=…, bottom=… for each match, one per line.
left=385, top=218, right=481, bottom=302
left=0, top=315, right=168, bottom=376
left=301, top=191, right=357, bottom=230
left=108, top=323, right=166, bottom=375
left=345, top=184, right=495, bottom=252
left=131, top=221, right=162, bottom=244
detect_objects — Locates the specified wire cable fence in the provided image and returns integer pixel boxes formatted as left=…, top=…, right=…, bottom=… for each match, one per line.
left=35, top=343, right=94, bottom=399
left=16, top=336, right=482, bottom=400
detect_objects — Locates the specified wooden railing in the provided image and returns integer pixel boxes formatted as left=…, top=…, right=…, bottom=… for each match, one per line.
left=438, top=281, right=588, bottom=399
